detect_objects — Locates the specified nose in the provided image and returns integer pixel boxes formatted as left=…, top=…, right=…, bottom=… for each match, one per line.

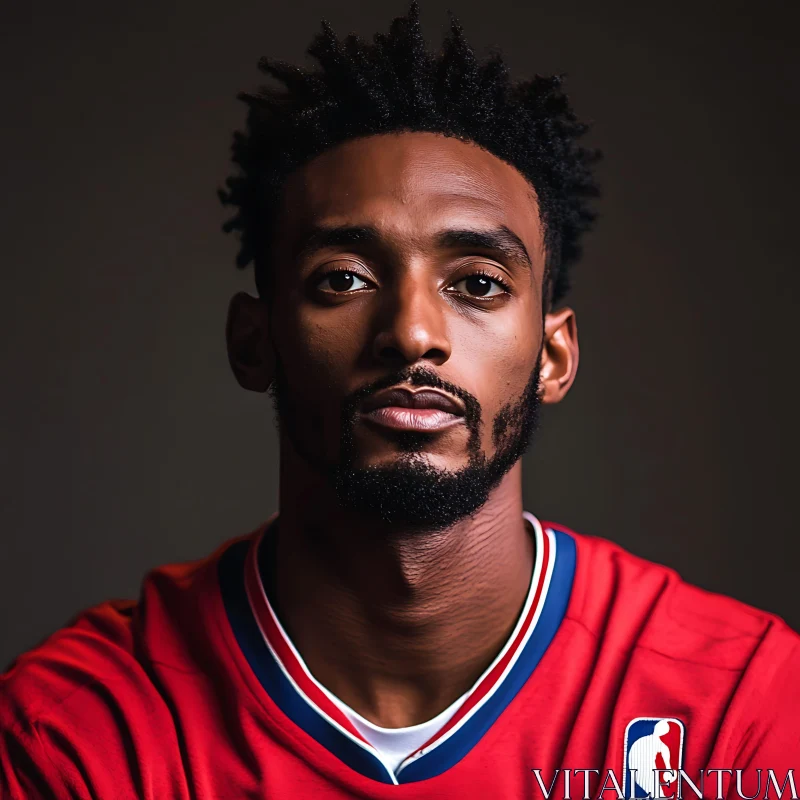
left=370, top=276, right=452, bottom=368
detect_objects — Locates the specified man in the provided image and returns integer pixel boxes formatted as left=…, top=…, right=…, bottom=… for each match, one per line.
left=1, top=5, right=797, bottom=798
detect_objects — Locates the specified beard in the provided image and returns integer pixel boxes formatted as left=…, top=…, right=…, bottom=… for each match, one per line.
left=270, top=357, right=543, bottom=531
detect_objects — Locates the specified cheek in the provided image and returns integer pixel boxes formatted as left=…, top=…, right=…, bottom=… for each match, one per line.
left=273, top=296, right=367, bottom=392
left=270, top=298, right=371, bottom=463
left=451, top=311, right=540, bottom=413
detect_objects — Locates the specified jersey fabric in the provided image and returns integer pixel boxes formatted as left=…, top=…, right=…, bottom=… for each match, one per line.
left=1, top=513, right=798, bottom=799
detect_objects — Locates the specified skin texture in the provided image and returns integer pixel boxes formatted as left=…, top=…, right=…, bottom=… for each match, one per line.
left=226, top=131, right=579, bottom=727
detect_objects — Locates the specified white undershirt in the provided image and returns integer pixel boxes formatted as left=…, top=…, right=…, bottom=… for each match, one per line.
left=328, top=687, right=471, bottom=773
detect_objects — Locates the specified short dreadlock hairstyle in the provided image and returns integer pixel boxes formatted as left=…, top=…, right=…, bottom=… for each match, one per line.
left=219, top=2, right=600, bottom=308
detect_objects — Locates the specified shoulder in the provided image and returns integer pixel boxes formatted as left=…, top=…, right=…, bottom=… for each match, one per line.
left=544, top=519, right=799, bottom=670
left=0, top=534, right=248, bottom=798
left=0, top=597, right=141, bottom=798
left=544, top=520, right=800, bottom=763
left=0, top=598, right=139, bottom=731
left=0, top=535, right=240, bottom=728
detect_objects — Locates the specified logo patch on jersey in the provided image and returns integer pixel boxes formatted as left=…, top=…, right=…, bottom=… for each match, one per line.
left=622, top=717, right=685, bottom=799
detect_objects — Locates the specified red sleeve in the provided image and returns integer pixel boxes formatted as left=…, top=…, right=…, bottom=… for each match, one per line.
left=0, top=720, right=68, bottom=800
left=0, top=600, right=166, bottom=800
left=727, top=634, right=800, bottom=799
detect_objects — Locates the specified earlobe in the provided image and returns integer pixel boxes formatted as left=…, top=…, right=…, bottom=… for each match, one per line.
left=225, top=292, right=275, bottom=393
left=539, top=306, right=579, bottom=404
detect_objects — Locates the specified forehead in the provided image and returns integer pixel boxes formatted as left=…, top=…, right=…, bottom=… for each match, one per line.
left=277, top=132, right=545, bottom=267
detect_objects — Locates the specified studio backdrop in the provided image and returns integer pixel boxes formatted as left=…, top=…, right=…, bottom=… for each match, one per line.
left=2, top=0, right=798, bottom=668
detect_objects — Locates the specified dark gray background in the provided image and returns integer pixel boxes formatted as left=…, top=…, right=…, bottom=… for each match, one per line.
left=2, top=0, right=798, bottom=670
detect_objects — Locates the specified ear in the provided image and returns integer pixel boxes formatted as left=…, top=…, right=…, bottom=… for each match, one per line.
left=225, top=292, right=275, bottom=393
left=540, top=306, right=579, bottom=405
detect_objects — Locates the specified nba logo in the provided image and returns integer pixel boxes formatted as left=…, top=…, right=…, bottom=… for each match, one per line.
left=622, top=717, right=685, bottom=799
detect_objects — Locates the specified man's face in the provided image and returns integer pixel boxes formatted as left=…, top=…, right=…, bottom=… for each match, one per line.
left=265, top=132, right=549, bottom=527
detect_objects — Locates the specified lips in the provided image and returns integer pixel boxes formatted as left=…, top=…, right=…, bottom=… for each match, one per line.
left=360, top=386, right=466, bottom=433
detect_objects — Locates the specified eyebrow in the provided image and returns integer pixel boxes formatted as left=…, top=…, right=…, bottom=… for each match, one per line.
left=293, top=223, right=532, bottom=270
left=294, top=225, right=382, bottom=261
left=437, top=227, right=532, bottom=271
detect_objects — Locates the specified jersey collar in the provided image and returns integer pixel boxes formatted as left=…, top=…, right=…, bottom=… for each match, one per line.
left=218, top=511, right=576, bottom=785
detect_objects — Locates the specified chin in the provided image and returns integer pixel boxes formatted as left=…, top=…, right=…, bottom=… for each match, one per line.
left=350, top=449, right=472, bottom=475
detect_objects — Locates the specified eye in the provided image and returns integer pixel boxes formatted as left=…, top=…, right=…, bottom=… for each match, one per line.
left=449, top=273, right=509, bottom=298
left=316, top=270, right=371, bottom=294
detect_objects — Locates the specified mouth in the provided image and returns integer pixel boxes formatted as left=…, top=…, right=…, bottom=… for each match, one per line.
left=359, top=386, right=466, bottom=433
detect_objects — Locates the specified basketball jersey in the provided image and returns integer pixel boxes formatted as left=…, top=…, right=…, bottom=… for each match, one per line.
left=1, top=513, right=798, bottom=798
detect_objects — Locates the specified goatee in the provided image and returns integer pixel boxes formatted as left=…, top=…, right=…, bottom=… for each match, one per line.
left=271, top=359, right=543, bottom=531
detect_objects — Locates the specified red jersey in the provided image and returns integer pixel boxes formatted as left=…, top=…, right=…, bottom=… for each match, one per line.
left=1, top=513, right=798, bottom=799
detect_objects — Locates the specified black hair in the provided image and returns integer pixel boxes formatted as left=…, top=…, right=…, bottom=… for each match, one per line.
left=218, top=2, right=601, bottom=308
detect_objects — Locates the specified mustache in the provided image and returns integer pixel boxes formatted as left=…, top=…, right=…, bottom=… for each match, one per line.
left=342, top=366, right=482, bottom=431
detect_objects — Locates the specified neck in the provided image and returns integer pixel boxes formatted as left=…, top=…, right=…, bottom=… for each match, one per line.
left=270, top=451, right=535, bottom=728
